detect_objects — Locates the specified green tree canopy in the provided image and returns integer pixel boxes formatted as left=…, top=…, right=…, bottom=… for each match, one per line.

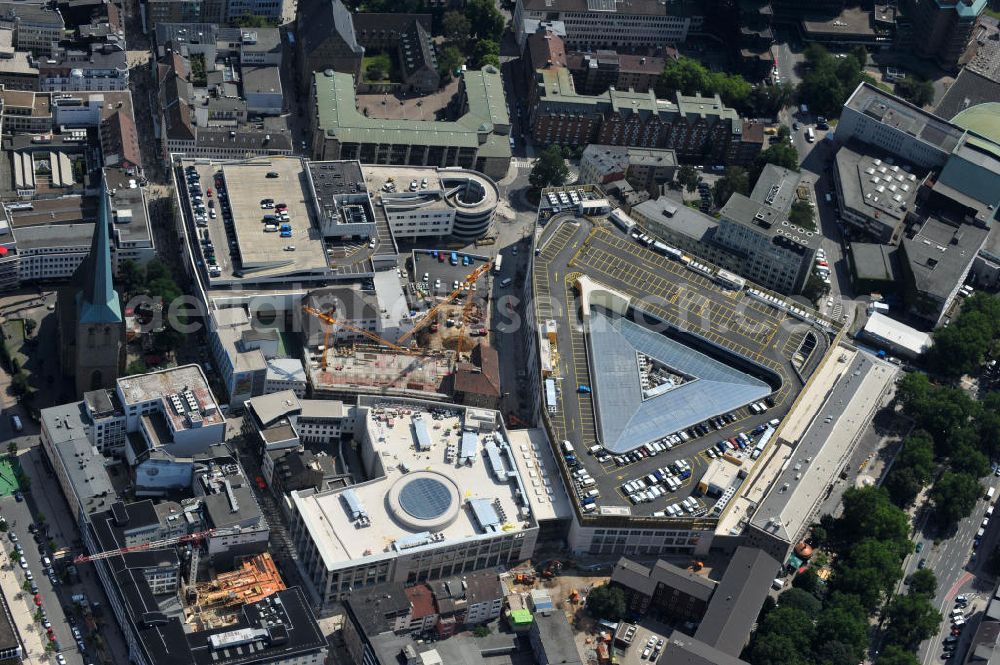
left=797, top=44, right=873, bottom=118
left=791, top=568, right=823, bottom=597
left=529, top=146, right=570, bottom=190
left=830, top=539, right=904, bottom=611
left=746, top=83, right=796, bottom=117
left=883, top=592, right=941, bottom=650
left=676, top=165, right=700, bottom=193
left=472, top=40, right=500, bottom=69
left=907, top=568, right=937, bottom=598
left=885, top=430, right=936, bottom=507
left=812, top=593, right=868, bottom=662
left=931, top=471, right=981, bottom=528
left=712, top=166, right=749, bottom=208
left=749, top=606, right=815, bottom=665
left=894, top=77, right=935, bottom=108
left=877, top=645, right=921, bottom=665
left=779, top=588, right=822, bottom=615
left=442, top=11, right=471, bottom=44
left=467, top=0, right=505, bottom=41
left=585, top=584, right=625, bottom=621
left=755, top=142, right=800, bottom=180
left=656, top=57, right=751, bottom=108
left=789, top=200, right=816, bottom=230
left=437, top=46, right=465, bottom=77
left=834, top=487, right=911, bottom=556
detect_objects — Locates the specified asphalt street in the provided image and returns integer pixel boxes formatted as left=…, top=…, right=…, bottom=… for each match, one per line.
left=912, top=475, right=1000, bottom=665
left=0, top=413, right=130, bottom=665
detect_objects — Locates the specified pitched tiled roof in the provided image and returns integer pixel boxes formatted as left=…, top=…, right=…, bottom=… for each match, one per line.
left=454, top=343, right=500, bottom=398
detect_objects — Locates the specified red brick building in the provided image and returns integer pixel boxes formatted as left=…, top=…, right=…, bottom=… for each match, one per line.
left=529, top=67, right=761, bottom=166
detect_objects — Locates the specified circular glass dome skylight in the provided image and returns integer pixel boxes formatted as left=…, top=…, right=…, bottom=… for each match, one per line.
left=398, top=476, right=453, bottom=520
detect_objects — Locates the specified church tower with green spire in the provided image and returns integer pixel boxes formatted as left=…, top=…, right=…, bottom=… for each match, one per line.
left=58, top=177, right=124, bottom=396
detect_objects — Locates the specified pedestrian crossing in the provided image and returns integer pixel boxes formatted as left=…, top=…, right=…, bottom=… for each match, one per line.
left=511, top=157, right=535, bottom=169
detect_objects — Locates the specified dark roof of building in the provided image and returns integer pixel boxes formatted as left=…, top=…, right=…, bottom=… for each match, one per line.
left=189, top=588, right=326, bottom=665
left=531, top=613, right=583, bottom=665
left=850, top=242, right=901, bottom=282
left=101, top=110, right=141, bottom=168
left=526, top=28, right=567, bottom=72
left=158, top=54, right=194, bottom=142
left=89, top=501, right=323, bottom=665
left=398, top=20, right=436, bottom=77
left=0, top=584, right=21, bottom=655
left=352, top=11, right=432, bottom=44
left=520, top=0, right=694, bottom=16
left=0, top=3, right=64, bottom=28
left=611, top=557, right=715, bottom=602
left=694, top=546, right=780, bottom=656
left=902, top=215, right=989, bottom=301
left=297, top=0, right=363, bottom=59
left=936, top=68, right=1000, bottom=120
left=659, top=636, right=750, bottom=665
left=344, top=582, right=412, bottom=635
left=454, top=343, right=501, bottom=399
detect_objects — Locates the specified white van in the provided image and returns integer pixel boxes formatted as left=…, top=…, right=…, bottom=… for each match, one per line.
left=588, top=445, right=603, bottom=455
left=562, top=440, right=575, bottom=454
left=987, top=487, right=996, bottom=501
left=579, top=478, right=596, bottom=488
left=586, top=489, right=600, bottom=498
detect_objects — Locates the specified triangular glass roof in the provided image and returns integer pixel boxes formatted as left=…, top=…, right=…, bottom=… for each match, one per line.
left=588, top=308, right=772, bottom=453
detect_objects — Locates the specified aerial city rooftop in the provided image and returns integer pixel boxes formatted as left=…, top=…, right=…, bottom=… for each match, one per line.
left=0, top=0, right=998, bottom=664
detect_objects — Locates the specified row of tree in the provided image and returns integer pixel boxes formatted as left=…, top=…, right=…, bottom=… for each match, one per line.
left=749, top=487, right=932, bottom=665
left=890, top=370, right=999, bottom=530
left=923, top=293, right=1000, bottom=379
left=439, top=0, right=506, bottom=75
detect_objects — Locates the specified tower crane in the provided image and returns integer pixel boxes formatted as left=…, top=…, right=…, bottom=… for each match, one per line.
left=302, top=305, right=415, bottom=370
left=454, top=280, right=478, bottom=357
left=397, top=262, right=491, bottom=347
left=73, top=528, right=216, bottom=564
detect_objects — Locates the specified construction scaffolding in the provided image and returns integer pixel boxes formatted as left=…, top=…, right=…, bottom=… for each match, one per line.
left=185, top=553, right=286, bottom=630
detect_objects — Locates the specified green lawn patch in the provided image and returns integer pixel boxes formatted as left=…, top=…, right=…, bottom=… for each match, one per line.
left=362, top=53, right=396, bottom=83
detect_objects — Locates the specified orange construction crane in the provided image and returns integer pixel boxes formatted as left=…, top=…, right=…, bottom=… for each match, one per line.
left=302, top=305, right=416, bottom=369
left=397, top=262, right=491, bottom=347
left=454, top=282, right=478, bottom=357
left=74, top=528, right=216, bottom=564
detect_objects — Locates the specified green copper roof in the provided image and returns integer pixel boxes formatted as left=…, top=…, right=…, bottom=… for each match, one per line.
left=78, top=180, right=122, bottom=325
left=952, top=103, right=1000, bottom=148
left=313, top=66, right=510, bottom=150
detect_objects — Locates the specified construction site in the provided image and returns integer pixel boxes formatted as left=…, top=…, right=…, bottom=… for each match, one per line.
left=184, top=553, right=286, bottom=631
left=304, top=261, right=494, bottom=400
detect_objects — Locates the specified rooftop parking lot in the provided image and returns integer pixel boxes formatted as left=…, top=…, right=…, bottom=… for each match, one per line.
left=177, top=159, right=377, bottom=287
left=531, top=208, right=832, bottom=520
left=410, top=249, right=491, bottom=299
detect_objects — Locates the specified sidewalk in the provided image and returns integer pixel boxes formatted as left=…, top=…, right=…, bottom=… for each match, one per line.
left=0, top=561, right=48, bottom=664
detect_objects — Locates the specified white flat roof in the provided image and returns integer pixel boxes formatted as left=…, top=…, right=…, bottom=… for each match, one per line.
left=863, top=312, right=932, bottom=355
left=507, top=428, right=574, bottom=523
left=218, top=160, right=329, bottom=277
left=117, top=365, right=224, bottom=429
left=291, top=404, right=532, bottom=571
